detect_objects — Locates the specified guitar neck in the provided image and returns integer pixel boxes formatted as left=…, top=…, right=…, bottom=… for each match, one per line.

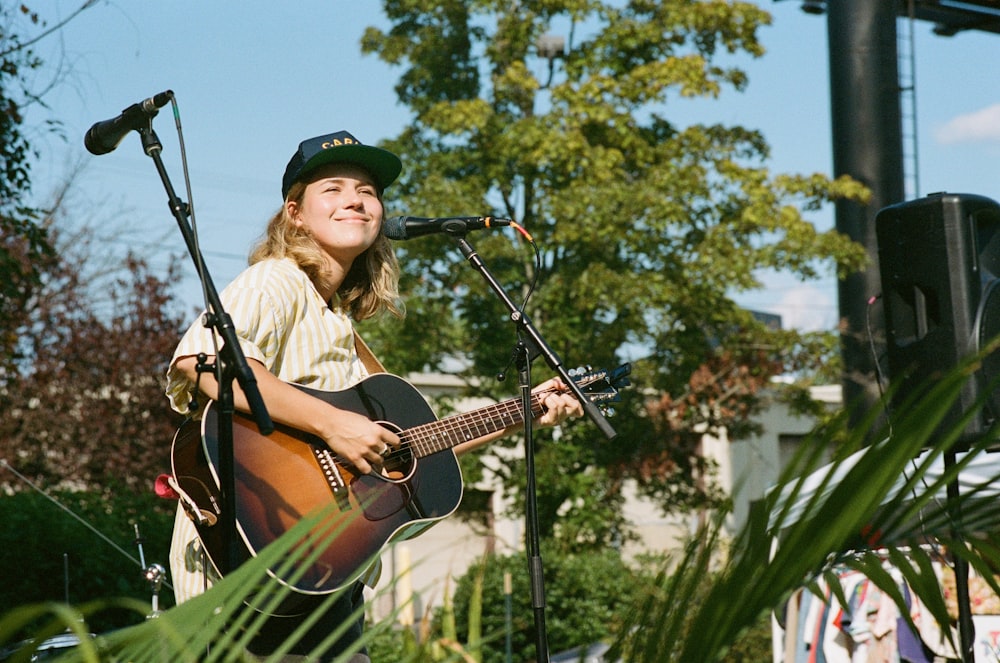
left=404, top=392, right=546, bottom=458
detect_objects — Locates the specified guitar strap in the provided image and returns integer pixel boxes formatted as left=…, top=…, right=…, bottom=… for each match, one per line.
left=353, top=329, right=387, bottom=589
left=353, top=330, right=385, bottom=375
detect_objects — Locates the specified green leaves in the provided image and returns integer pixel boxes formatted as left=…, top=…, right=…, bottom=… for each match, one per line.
left=361, top=0, right=870, bottom=545
left=362, top=0, right=482, bottom=111
left=609, top=349, right=1000, bottom=662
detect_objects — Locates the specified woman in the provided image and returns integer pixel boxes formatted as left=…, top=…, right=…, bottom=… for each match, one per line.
left=165, top=130, right=582, bottom=660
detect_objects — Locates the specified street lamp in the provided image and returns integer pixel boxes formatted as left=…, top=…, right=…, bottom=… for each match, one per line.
left=536, top=34, right=565, bottom=88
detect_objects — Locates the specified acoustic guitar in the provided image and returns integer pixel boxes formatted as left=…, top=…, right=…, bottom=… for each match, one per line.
left=170, top=365, right=630, bottom=603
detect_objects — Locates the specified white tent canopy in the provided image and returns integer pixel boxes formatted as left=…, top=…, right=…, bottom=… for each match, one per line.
left=768, top=447, right=1000, bottom=533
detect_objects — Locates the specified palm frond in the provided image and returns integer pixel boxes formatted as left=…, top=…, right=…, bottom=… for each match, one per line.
left=610, top=350, right=1000, bottom=662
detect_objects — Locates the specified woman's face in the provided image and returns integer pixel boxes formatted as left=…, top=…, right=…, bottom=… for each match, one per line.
left=288, top=162, right=384, bottom=266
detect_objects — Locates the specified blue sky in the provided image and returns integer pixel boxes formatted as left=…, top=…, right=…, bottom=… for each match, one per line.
left=21, top=1, right=1000, bottom=332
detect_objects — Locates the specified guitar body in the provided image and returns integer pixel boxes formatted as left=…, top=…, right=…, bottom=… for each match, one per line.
left=170, top=374, right=463, bottom=598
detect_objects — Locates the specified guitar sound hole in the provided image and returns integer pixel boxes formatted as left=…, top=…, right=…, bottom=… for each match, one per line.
left=352, top=423, right=417, bottom=521
left=383, top=445, right=413, bottom=476
left=377, top=422, right=414, bottom=478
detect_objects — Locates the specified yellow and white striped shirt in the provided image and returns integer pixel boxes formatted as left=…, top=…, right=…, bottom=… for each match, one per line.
left=165, top=257, right=370, bottom=602
left=166, top=257, right=367, bottom=416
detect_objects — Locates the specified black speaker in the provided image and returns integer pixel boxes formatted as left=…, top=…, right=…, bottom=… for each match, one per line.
left=876, top=192, right=1000, bottom=446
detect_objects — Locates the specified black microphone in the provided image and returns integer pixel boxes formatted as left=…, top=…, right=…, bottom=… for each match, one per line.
left=382, top=215, right=512, bottom=240
left=84, top=90, right=173, bottom=155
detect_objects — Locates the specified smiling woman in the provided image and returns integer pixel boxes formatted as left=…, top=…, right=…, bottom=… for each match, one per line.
left=166, top=130, right=408, bottom=662
left=159, top=130, right=583, bottom=661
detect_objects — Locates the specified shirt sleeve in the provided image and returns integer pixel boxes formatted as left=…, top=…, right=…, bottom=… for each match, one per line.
left=165, top=282, right=285, bottom=416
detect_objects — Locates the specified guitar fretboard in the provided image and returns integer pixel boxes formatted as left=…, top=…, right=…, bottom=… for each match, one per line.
left=402, top=392, right=548, bottom=458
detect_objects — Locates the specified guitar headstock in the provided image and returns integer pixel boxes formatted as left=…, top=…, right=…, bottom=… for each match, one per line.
left=569, top=363, right=632, bottom=408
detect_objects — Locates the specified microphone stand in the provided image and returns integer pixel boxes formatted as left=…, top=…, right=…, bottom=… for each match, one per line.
left=453, top=235, right=617, bottom=662
left=135, top=123, right=273, bottom=576
left=944, top=449, right=974, bottom=662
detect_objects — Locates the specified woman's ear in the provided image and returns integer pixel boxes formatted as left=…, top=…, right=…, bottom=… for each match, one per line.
left=286, top=200, right=302, bottom=227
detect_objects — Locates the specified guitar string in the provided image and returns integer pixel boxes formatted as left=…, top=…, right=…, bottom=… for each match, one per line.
left=323, top=391, right=546, bottom=470
left=377, top=372, right=614, bottom=465
left=386, top=390, right=551, bottom=461
left=394, top=396, right=544, bottom=458
left=384, top=376, right=613, bottom=461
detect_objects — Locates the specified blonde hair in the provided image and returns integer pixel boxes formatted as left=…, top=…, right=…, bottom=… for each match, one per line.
left=248, top=179, right=404, bottom=321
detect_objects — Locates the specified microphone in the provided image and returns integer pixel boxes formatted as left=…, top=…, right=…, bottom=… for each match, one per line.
left=382, top=215, right=512, bottom=240
left=84, top=90, right=173, bottom=155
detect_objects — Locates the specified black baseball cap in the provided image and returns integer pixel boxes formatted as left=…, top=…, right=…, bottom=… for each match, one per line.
left=281, top=130, right=402, bottom=199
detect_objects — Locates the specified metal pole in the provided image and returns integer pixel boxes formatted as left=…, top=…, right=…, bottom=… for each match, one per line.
left=826, top=0, right=905, bottom=434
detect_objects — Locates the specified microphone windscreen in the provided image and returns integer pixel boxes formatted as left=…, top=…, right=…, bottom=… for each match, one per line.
left=381, top=215, right=408, bottom=240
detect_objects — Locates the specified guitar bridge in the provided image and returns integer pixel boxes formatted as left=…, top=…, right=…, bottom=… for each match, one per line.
left=312, top=446, right=351, bottom=511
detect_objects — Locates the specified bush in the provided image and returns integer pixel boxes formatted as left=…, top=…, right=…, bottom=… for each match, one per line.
left=0, top=486, right=175, bottom=636
left=722, top=611, right=774, bottom=662
left=447, top=549, right=653, bottom=663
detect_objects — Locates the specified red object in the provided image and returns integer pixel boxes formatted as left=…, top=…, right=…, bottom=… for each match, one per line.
left=154, top=474, right=180, bottom=500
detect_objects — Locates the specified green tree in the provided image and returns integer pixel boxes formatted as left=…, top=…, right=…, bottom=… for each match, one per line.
left=358, top=0, right=868, bottom=549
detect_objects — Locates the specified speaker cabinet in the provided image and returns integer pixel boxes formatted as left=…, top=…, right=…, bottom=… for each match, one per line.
left=876, top=192, right=1000, bottom=446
